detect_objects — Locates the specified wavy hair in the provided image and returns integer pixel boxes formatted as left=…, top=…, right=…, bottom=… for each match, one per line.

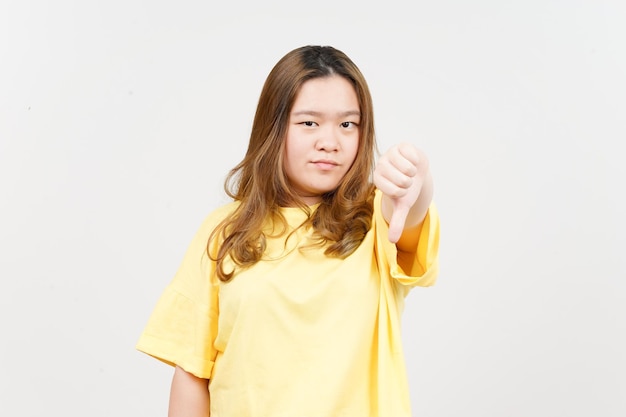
left=209, top=45, right=377, bottom=281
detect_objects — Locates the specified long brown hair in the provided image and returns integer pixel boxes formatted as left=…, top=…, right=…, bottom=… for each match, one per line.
left=209, top=45, right=377, bottom=281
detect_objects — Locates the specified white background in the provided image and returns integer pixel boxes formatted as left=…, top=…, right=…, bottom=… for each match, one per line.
left=1, top=0, right=625, bottom=416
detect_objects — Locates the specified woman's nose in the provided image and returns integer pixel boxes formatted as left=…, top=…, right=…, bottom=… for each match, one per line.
left=315, top=126, right=339, bottom=151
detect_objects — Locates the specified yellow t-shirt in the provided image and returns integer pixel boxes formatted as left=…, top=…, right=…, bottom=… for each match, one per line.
left=136, top=190, right=439, bottom=417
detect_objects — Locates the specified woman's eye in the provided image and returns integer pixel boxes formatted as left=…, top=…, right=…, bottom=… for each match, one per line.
left=302, top=121, right=316, bottom=127
left=341, top=121, right=356, bottom=128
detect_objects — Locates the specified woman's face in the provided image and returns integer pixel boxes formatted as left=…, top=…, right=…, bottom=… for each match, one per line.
left=283, top=75, right=360, bottom=206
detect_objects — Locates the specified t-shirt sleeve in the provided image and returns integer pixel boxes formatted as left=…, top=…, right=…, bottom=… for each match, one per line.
left=135, top=213, right=222, bottom=379
left=374, top=190, right=440, bottom=288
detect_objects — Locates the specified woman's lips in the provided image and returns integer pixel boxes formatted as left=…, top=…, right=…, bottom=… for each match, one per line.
left=312, top=160, right=338, bottom=170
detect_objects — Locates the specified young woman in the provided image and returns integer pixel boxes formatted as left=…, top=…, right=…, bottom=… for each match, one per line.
left=137, top=45, right=440, bottom=417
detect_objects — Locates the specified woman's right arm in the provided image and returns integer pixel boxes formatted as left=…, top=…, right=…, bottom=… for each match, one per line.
left=168, top=366, right=210, bottom=417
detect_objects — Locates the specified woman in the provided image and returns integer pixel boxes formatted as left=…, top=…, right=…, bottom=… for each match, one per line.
left=137, top=45, right=440, bottom=417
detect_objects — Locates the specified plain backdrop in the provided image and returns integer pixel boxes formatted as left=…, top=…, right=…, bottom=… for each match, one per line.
left=1, top=1, right=625, bottom=416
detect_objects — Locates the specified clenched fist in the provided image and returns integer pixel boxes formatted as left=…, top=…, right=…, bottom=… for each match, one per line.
left=373, top=142, right=432, bottom=244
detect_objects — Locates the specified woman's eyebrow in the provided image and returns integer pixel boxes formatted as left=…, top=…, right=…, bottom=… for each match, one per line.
left=291, top=110, right=361, bottom=117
